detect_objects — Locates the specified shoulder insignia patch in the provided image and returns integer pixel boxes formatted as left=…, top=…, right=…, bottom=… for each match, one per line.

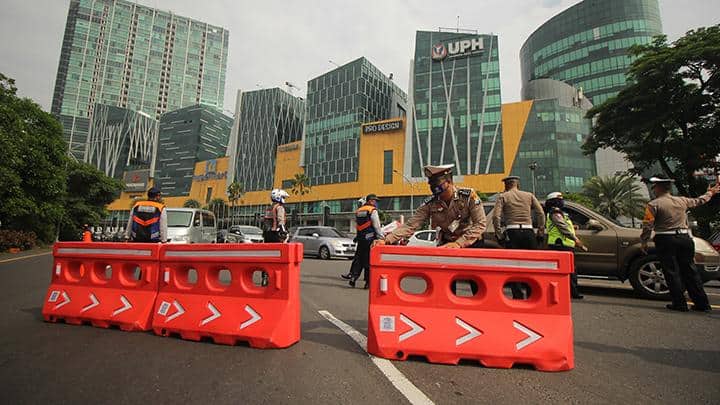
left=421, top=195, right=435, bottom=206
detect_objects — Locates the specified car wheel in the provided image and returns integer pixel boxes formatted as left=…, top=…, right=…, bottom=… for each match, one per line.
left=628, top=255, right=671, bottom=300
left=319, top=246, right=331, bottom=260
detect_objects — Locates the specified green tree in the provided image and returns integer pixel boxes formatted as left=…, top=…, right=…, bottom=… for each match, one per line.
left=583, top=26, right=720, bottom=234
left=582, top=175, right=647, bottom=221
left=59, top=161, right=123, bottom=240
left=206, top=197, right=228, bottom=227
left=227, top=181, right=244, bottom=226
left=183, top=199, right=201, bottom=208
left=563, top=192, right=595, bottom=210
left=289, top=173, right=311, bottom=217
left=0, top=73, right=68, bottom=242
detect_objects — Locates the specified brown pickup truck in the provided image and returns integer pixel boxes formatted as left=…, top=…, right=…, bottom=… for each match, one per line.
left=481, top=201, right=720, bottom=300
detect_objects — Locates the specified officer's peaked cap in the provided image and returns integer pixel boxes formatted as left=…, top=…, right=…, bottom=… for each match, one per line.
left=423, top=164, right=454, bottom=179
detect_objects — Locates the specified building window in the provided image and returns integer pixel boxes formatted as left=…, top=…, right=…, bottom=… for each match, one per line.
left=383, top=150, right=393, bottom=184
left=205, top=187, right=213, bottom=204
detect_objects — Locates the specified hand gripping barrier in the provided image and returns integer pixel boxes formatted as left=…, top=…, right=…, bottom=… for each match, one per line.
left=151, top=243, right=302, bottom=348
left=42, top=242, right=161, bottom=331
left=367, top=245, right=575, bottom=372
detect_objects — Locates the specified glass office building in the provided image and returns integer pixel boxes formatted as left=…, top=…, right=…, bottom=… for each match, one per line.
left=520, top=0, right=662, bottom=106
left=302, top=57, right=407, bottom=186
left=227, top=88, right=305, bottom=192
left=155, top=105, right=232, bottom=196
left=86, top=103, right=157, bottom=178
left=51, top=0, right=229, bottom=161
left=408, top=31, right=503, bottom=177
left=512, top=79, right=596, bottom=197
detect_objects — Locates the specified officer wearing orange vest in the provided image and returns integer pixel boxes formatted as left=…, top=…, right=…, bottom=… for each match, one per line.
left=347, top=194, right=384, bottom=288
left=263, top=188, right=290, bottom=243
left=125, top=187, right=167, bottom=243
left=82, top=224, right=93, bottom=242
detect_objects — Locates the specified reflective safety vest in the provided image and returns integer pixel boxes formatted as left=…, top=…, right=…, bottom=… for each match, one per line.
left=131, top=200, right=165, bottom=242
left=263, top=203, right=282, bottom=231
left=356, top=205, right=378, bottom=241
left=546, top=211, right=576, bottom=248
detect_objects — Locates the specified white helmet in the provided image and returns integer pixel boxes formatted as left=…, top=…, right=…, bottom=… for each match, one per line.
left=271, top=188, right=289, bottom=203
left=546, top=191, right=563, bottom=200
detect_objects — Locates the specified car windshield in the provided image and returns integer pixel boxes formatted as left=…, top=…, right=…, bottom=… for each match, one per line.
left=318, top=228, right=345, bottom=238
left=167, top=211, right=192, bottom=227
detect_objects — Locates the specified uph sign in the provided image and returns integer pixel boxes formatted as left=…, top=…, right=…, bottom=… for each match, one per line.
left=431, top=37, right=484, bottom=61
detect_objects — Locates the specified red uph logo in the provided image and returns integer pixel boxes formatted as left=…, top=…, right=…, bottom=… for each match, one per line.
left=431, top=43, right=447, bottom=61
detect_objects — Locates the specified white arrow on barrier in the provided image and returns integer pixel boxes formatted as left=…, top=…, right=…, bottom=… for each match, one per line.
left=80, top=293, right=100, bottom=313
left=513, top=321, right=543, bottom=350
left=399, top=314, right=424, bottom=342
left=54, top=291, right=71, bottom=310
left=239, top=305, right=261, bottom=329
left=200, top=302, right=221, bottom=326
left=455, top=317, right=482, bottom=346
left=166, top=300, right=185, bottom=322
left=112, top=295, right=133, bottom=316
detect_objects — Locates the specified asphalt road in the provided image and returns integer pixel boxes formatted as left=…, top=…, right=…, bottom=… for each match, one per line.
left=1, top=252, right=719, bottom=404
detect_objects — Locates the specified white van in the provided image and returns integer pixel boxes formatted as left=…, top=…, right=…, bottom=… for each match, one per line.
left=166, top=208, right=217, bottom=243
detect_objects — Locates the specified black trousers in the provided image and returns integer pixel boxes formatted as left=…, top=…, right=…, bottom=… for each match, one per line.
left=547, top=244, right=582, bottom=298
left=654, top=234, right=709, bottom=309
left=450, top=239, right=483, bottom=295
left=264, top=230, right=282, bottom=243
left=350, top=240, right=372, bottom=281
left=504, top=229, right=538, bottom=299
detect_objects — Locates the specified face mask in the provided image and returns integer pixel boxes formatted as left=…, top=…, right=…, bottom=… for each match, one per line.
left=430, top=180, right=448, bottom=196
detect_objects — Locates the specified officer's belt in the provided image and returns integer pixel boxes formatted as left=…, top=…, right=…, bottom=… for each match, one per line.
left=506, top=224, right=534, bottom=230
left=655, top=229, right=689, bottom=235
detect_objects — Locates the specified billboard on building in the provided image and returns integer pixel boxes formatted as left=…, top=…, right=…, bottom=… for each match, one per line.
left=123, top=169, right=150, bottom=193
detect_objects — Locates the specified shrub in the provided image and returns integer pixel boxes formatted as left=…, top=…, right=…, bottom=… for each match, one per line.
left=0, top=230, right=38, bottom=251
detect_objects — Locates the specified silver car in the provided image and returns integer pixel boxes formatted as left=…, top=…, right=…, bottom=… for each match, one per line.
left=289, top=226, right=356, bottom=260
left=166, top=208, right=217, bottom=244
left=226, top=225, right=264, bottom=243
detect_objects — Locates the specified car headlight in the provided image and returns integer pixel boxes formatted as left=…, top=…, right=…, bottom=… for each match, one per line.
left=693, top=237, right=719, bottom=256
left=332, top=241, right=344, bottom=249
left=175, top=235, right=190, bottom=242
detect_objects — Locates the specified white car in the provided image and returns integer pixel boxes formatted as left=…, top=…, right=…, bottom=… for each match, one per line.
left=406, top=229, right=437, bottom=247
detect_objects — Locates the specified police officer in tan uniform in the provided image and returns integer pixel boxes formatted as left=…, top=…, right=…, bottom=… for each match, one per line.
left=641, top=176, right=720, bottom=312
left=374, top=164, right=487, bottom=294
left=492, top=176, right=544, bottom=299
left=492, top=176, right=545, bottom=249
left=376, top=164, right=486, bottom=249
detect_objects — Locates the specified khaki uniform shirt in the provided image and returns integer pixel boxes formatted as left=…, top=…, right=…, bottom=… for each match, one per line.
left=641, top=192, right=712, bottom=243
left=492, top=188, right=545, bottom=236
left=385, top=188, right=487, bottom=247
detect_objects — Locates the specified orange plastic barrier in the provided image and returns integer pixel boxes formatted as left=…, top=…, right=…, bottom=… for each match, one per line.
left=151, top=243, right=302, bottom=348
left=42, top=242, right=161, bottom=331
left=367, top=245, right=575, bottom=372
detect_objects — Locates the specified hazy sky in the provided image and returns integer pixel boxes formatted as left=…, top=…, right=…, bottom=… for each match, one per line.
left=1, top=0, right=719, bottom=113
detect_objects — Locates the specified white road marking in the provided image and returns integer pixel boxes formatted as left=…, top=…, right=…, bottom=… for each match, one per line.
left=318, top=310, right=434, bottom=405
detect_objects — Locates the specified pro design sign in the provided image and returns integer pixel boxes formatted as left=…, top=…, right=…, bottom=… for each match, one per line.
left=363, top=119, right=403, bottom=134
left=431, top=37, right=484, bottom=61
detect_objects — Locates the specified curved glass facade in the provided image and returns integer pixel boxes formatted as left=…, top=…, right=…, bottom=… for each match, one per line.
left=520, top=0, right=662, bottom=105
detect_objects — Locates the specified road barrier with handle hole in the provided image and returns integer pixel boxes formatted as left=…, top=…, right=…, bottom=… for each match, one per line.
left=42, top=242, right=162, bottom=331
left=366, top=245, right=575, bottom=372
left=151, top=243, right=303, bottom=348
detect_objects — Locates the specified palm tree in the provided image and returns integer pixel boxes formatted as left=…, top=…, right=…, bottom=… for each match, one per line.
left=183, top=199, right=201, bottom=208
left=227, top=181, right=244, bottom=226
left=583, top=174, right=646, bottom=222
left=289, top=173, right=311, bottom=225
left=206, top=198, right=228, bottom=227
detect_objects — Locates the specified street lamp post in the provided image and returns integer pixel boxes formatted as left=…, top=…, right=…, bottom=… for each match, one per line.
left=393, top=169, right=414, bottom=213
left=528, top=161, right=538, bottom=196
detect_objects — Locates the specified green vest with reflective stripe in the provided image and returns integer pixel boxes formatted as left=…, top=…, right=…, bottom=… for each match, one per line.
left=546, top=211, right=576, bottom=248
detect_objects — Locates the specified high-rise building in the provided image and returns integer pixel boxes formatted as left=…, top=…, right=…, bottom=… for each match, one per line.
left=154, top=104, right=232, bottom=196
left=302, top=57, right=406, bottom=186
left=226, top=88, right=305, bottom=192
left=520, top=0, right=662, bottom=106
left=52, top=0, right=229, bottom=161
left=511, top=79, right=596, bottom=197
left=407, top=31, right=503, bottom=178
left=86, top=103, right=158, bottom=178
